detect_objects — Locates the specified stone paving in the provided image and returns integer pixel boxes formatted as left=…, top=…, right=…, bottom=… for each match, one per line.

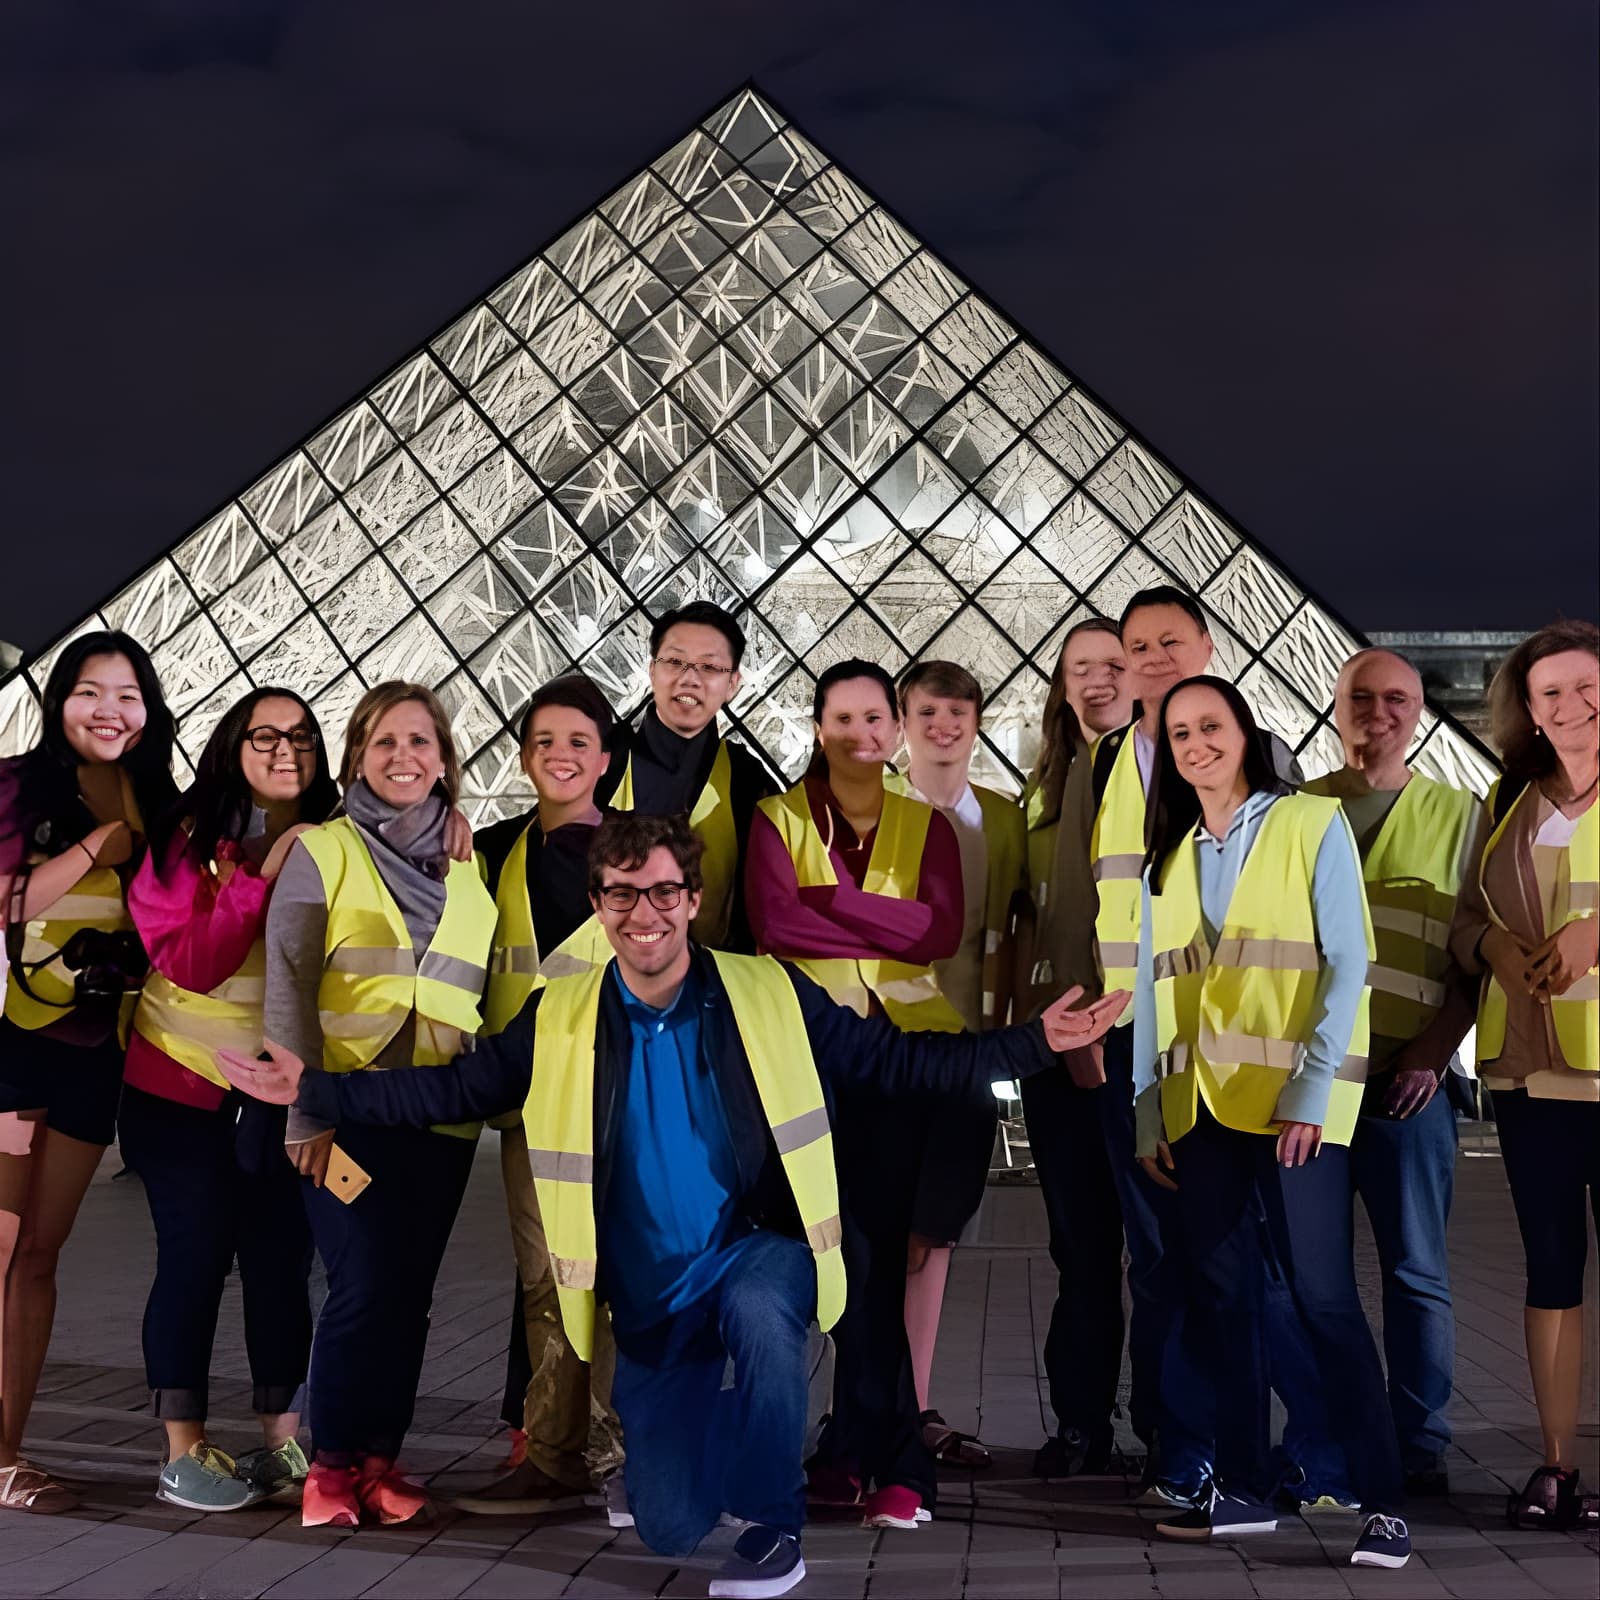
left=3, top=1123, right=1596, bottom=1598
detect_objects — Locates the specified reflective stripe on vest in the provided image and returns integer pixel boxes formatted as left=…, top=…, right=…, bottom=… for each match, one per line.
left=614, top=741, right=738, bottom=949
left=1148, top=794, right=1374, bottom=1149
left=1475, top=784, right=1598, bottom=1073
left=483, top=816, right=612, bottom=1035
left=525, top=952, right=847, bottom=1361
left=755, top=782, right=965, bottom=1033
left=1089, top=732, right=1146, bottom=1015
left=3, top=863, right=135, bottom=1032
left=132, top=925, right=267, bottom=1088
left=297, top=818, right=497, bottom=1073
left=1307, top=772, right=1480, bottom=1042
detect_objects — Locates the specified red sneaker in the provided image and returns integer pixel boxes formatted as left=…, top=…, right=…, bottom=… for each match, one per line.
left=357, top=1456, right=432, bottom=1526
left=862, top=1484, right=922, bottom=1530
left=806, top=1465, right=863, bottom=1508
left=302, top=1461, right=361, bottom=1529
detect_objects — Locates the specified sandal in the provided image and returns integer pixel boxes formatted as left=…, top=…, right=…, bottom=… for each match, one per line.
left=0, top=1460, right=79, bottom=1515
left=920, top=1410, right=992, bottom=1469
left=1506, top=1465, right=1581, bottom=1530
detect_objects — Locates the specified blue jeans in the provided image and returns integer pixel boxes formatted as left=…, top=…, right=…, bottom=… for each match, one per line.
left=1099, top=1027, right=1214, bottom=1487
left=611, top=1232, right=815, bottom=1556
left=1276, top=1087, right=1456, bottom=1485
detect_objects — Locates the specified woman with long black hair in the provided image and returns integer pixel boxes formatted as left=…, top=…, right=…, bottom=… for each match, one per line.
left=1132, top=675, right=1409, bottom=1569
left=118, top=686, right=340, bottom=1511
left=0, top=631, right=176, bottom=1515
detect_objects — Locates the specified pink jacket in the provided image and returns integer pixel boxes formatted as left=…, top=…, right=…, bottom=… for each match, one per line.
left=125, top=835, right=273, bottom=1110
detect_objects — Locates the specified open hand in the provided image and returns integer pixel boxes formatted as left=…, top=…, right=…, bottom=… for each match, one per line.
left=1275, top=1120, right=1323, bottom=1167
left=216, top=1039, right=306, bottom=1105
left=1138, top=1140, right=1177, bottom=1191
left=445, top=807, right=474, bottom=864
left=1524, top=919, right=1599, bottom=999
left=1040, top=986, right=1130, bottom=1052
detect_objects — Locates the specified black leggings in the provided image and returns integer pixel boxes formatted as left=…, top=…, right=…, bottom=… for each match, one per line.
left=1492, top=1088, right=1600, bottom=1309
left=118, top=1085, right=313, bottom=1421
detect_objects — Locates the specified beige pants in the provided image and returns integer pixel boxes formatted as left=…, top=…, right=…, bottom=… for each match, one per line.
left=499, top=1124, right=623, bottom=1488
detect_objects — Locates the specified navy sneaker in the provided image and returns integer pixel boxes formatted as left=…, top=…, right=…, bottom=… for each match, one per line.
left=709, top=1525, right=805, bottom=1599
left=1350, top=1512, right=1411, bottom=1568
left=1157, top=1484, right=1278, bottom=1541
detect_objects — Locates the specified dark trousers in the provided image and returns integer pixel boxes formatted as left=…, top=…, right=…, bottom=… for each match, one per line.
left=816, top=1099, right=936, bottom=1501
left=118, top=1084, right=313, bottom=1422
left=1019, top=1063, right=1125, bottom=1441
left=1493, top=1088, right=1600, bottom=1309
left=1170, top=1102, right=1404, bottom=1512
left=301, top=1121, right=475, bottom=1458
left=612, top=1232, right=815, bottom=1555
left=1098, top=1027, right=1214, bottom=1484
left=501, top=1274, right=530, bottom=1431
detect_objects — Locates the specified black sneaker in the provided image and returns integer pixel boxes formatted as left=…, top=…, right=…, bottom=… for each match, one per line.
left=1033, top=1425, right=1114, bottom=1478
left=709, top=1525, right=805, bottom=1599
left=1156, top=1485, right=1278, bottom=1541
left=1350, top=1512, right=1411, bottom=1568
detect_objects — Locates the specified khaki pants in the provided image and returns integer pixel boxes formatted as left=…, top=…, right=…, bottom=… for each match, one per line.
left=499, top=1124, right=623, bottom=1488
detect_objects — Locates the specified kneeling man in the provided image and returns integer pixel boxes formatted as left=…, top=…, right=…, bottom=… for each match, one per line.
left=219, top=813, right=1123, bottom=1600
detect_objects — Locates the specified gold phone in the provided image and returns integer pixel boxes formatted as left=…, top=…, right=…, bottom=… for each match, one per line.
left=325, top=1143, right=372, bottom=1205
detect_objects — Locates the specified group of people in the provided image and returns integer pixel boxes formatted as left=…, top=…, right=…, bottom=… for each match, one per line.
left=0, top=591, right=1592, bottom=1600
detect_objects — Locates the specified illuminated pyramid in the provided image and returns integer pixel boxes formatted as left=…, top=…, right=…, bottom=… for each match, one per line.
left=0, top=86, right=1494, bottom=813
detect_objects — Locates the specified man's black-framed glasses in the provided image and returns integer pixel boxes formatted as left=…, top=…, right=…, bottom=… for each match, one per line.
left=245, top=725, right=318, bottom=753
left=596, top=881, right=689, bottom=913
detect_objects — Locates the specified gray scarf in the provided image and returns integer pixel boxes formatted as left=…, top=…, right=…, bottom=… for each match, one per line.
left=342, top=779, right=450, bottom=952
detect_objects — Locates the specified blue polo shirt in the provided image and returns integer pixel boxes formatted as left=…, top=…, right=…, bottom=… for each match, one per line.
left=602, top=964, right=749, bottom=1334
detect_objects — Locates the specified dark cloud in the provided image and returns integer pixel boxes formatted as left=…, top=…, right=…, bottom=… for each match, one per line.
left=0, top=0, right=1592, bottom=655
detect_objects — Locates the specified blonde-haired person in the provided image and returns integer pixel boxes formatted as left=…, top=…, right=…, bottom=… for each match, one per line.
left=1451, top=619, right=1599, bottom=1530
left=263, top=681, right=498, bottom=1530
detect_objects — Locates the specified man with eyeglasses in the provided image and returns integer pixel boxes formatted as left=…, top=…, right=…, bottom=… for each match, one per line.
left=217, top=812, right=1128, bottom=1600
left=601, top=601, right=778, bottom=952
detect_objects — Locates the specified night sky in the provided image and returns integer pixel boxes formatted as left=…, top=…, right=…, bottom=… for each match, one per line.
left=2, top=0, right=1594, bottom=659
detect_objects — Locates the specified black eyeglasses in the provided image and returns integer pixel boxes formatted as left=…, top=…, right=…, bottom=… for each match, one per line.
left=596, top=882, right=688, bottom=912
left=245, top=725, right=318, bottom=753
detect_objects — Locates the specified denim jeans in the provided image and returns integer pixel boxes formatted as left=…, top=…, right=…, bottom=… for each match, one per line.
left=1099, top=1026, right=1214, bottom=1486
left=611, top=1231, right=815, bottom=1555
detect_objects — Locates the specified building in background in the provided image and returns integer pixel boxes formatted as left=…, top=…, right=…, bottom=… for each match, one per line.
left=0, top=87, right=1494, bottom=816
left=1368, top=630, right=1521, bottom=745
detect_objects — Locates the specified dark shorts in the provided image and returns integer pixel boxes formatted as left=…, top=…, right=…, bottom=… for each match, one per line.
left=907, top=1085, right=1000, bottom=1244
left=0, top=1015, right=125, bottom=1146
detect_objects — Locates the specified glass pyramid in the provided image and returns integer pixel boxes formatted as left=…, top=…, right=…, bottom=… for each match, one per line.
left=0, top=87, right=1495, bottom=815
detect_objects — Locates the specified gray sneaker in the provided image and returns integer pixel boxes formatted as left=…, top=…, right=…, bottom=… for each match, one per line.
left=158, top=1443, right=264, bottom=1512
left=236, top=1438, right=309, bottom=1502
left=709, top=1526, right=805, bottom=1599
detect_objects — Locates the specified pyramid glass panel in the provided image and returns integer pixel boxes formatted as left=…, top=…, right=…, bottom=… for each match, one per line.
left=0, top=86, right=1496, bottom=813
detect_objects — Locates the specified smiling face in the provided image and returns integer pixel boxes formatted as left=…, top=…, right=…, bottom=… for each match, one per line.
left=1122, top=603, right=1214, bottom=713
left=359, top=699, right=445, bottom=809
left=902, top=687, right=978, bottom=777
left=593, top=844, right=701, bottom=986
left=1061, top=629, right=1131, bottom=735
left=521, top=702, right=610, bottom=812
left=1164, top=683, right=1249, bottom=798
left=816, top=676, right=900, bottom=776
left=649, top=621, right=741, bottom=738
left=60, top=652, right=148, bottom=764
left=1526, top=648, right=1600, bottom=765
left=1335, top=651, right=1422, bottom=771
left=239, top=695, right=318, bottom=808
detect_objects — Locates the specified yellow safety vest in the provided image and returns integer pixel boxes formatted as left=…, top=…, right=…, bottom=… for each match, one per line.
left=4, top=859, right=137, bottom=1035
left=297, top=818, right=496, bottom=1073
left=525, top=951, right=847, bottom=1361
left=1305, top=773, right=1479, bottom=1043
left=1089, top=730, right=1146, bottom=1015
left=755, top=782, right=965, bottom=1032
left=482, top=815, right=614, bottom=1035
left=1475, top=783, right=1598, bottom=1073
left=1149, top=794, right=1374, bottom=1148
left=133, top=936, right=266, bottom=1090
left=613, top=741, right=738, bottom=949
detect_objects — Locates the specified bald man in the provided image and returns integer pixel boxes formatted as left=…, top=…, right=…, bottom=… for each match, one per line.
left=1293, top=649, right=1486, bottom=1496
